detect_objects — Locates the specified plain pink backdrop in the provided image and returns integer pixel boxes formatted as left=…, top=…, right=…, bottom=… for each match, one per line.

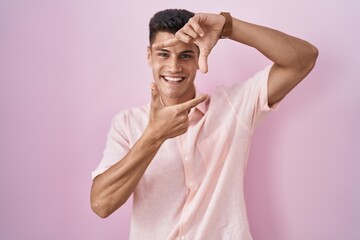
left=1, top=0, right=359, bottom=239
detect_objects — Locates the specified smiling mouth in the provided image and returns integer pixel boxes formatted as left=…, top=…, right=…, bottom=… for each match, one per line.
left=162, top=76, right=185, bottom=83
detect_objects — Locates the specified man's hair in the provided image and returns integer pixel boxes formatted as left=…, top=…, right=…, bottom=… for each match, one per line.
left=149, top=9, right=195, bottom=44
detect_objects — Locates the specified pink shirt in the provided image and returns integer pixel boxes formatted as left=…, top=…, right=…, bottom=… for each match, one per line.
left=92, top=65, right=276, bottom=240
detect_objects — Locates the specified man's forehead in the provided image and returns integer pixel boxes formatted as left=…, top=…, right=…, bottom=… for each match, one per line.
left=152, top=32, right=198, bottom=52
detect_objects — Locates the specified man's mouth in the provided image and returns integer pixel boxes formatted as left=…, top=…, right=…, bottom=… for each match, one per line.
left=162, top=76, right=185, bottom=83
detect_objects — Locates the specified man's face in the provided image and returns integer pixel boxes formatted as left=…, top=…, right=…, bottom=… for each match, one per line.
left=148, top=31, right=199, bottom=106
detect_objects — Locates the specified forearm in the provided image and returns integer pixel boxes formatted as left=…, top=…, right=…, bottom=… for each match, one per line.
left=230, top=18, right=318, bottom=69
left=91, top=127, right=163, bottom=218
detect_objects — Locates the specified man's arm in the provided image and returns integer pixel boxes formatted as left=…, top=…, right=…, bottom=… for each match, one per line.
left=154, top=13, right=318, bottom=106
left=229, top=18, right=318, bottom=106
left=91, top=84, right=207, bottom=218
left=91, top=124, right=163, bottom=218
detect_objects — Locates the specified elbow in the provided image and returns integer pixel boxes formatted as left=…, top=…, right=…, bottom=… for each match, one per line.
left=91, top=182, right=113, bottom=218
left=90, top=195, right=127, bottom=219
left=91, top=199, right=112, bottom=218
left=308, top=44, right=319, bottom=69
left=291, top=43, right=318, bottom=76
left=303, top=43, right=319, bottom=72
left=90, top=176, right=130, bottom=218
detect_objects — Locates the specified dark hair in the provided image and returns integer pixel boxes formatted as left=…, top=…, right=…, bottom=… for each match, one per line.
left=149, top=9, right=195, bottom=44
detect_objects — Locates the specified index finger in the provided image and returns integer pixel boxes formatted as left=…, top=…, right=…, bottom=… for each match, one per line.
left=152, top=38, right=182, bottom=49
left=176, top=94, right=208, bottom=112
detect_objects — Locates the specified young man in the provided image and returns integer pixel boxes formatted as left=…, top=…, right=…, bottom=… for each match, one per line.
left=91, top=9, right=318, bottom=240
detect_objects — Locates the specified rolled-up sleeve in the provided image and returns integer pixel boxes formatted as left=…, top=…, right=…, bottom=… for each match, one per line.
left=91, top=112, right=130, bottom=180
left=221, top=65, right=280, bottom=133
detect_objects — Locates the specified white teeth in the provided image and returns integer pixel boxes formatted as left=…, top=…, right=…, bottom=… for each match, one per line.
left=163, top=76, right=183, bottom=82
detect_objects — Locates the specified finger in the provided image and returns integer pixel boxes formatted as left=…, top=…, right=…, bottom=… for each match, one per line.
left=198, top=48, right=211, bottom=73
left=176, top=30, right=196, bottom=43
left=152, top=38, right=181, bottom=49
left=178, top=24, right=200, bottom=41
left=174, top=30, right=194, bottom=44
left=175, top=20, right=204, bottom=43
left=150, top=82, right=161, bottom=110
left=187, top=17, right=204, bottom=37
left=176, top=94, right=208, bottom=112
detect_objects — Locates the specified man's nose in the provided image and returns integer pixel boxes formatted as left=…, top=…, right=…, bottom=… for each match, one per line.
left=168, top=58, right=182, bottom=73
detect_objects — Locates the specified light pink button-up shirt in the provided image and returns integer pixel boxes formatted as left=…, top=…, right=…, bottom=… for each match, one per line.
left=92, top=65, right=276, bottom=240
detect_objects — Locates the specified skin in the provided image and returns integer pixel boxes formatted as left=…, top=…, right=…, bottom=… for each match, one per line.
left=91, top=12, right=318, bottom=218
left=147, top=32, right=202, bottom=106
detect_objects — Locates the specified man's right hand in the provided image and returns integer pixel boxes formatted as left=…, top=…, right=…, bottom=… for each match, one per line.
left=146, top=82, right=207, bottom=142
left=152, top=13, right=226, bottom=74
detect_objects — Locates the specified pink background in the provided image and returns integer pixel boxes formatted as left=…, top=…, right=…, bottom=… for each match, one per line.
left=1, top=0, right=359, bottom=239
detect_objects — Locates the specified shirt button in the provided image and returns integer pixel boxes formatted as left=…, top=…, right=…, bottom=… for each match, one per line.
left=188, top=182, right=193, bottom=188
left=184, top=156, right=189, bottom=161
left=180, top=236, right=185, bottom=240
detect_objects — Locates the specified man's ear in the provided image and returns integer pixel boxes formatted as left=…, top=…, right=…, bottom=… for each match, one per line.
left=147, top=46, right=152, bottom=67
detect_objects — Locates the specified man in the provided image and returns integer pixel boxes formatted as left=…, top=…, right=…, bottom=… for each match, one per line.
left=91, top=9, right=318, bottom=240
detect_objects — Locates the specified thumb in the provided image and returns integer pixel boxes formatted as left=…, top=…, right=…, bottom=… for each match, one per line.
left=198, top=48, right=211, bottom=73
left=150, top=82, right=161, bottom=111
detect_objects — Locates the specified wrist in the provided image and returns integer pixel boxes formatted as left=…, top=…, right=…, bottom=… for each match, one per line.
left=143, top=125, right=165, bottom=148
left=219, top=12, right=233, bottom=39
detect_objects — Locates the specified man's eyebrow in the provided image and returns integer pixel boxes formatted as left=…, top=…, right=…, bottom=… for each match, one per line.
left=181, top=50, right=196, bottom=54
left=155, top=48, right=171, bottom=52
left=154, top=49, right=195, bottom=54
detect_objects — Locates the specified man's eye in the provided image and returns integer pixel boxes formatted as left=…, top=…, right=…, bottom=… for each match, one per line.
left=158, top=53, right=169, bottom=57
left=181, top=54, right=192, bottom=59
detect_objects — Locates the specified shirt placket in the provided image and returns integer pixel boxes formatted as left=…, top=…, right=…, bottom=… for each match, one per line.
left=176, top=110, right=203, bottom=240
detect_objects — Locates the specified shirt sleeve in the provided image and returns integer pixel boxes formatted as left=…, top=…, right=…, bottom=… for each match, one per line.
left=91, top=111, right=130, bottom=180
left=221, top=65, right=279, bottom=133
